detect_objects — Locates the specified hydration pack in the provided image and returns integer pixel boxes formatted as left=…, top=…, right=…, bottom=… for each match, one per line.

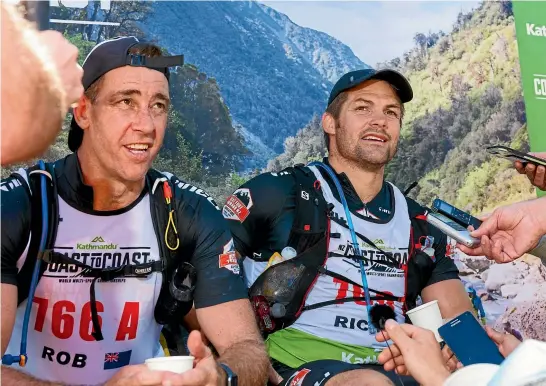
left=248, top=164, right=438, bottom=336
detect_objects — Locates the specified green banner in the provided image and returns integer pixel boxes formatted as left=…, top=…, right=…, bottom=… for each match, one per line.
left=513, top=1, right=546, bottom=197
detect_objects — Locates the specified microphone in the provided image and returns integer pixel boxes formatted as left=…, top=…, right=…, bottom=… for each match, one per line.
left=370, top=304, right=396, bottom=331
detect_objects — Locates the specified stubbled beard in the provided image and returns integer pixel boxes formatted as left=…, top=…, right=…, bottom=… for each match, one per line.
left=336, top=127, right=398, bottom=168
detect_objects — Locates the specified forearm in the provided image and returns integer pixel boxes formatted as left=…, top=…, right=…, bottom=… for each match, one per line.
left=217, top=339, right=269, bottom=386
left=1, top=366, right=64, bottom=386
left=0, top=3, right=65, bottom=165
left=422, top=279, right=473, bottom=320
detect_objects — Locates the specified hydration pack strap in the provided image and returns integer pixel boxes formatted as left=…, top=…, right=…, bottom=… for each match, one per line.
left=316, top=266, right=401, bottom=301
left=11, top=163, right=59, bottom=306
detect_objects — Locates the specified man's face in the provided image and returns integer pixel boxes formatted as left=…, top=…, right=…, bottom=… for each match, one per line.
left=80, top=66, right=169, bottom=182
left=327, top=79, right=402, bottom=169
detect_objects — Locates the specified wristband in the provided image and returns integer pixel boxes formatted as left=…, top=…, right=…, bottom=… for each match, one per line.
left=218, top=363, right=238, bottom=386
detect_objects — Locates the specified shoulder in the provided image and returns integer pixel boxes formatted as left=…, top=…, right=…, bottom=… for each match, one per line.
left=1, top=168, right=31, bottom=205
left=238, top=169, right=297, bottom=200
left=404, top=195, right=429, bottom=218
left=249, top=169, right=296, bottom=190
left=223, top=169, right=297, bottom=221
left=158, top=171, right=221, bottom=212
left=1, top=169, right=33, bottom=263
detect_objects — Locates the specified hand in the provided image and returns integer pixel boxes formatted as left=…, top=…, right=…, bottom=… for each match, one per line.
left=441, top=344, right=459, bottom=373
left=515, top=152, right=546, bottom=191
left=376, top=330, right=409, bottom=376
left=486, top=326, right=521, bottom=358
left=104, top=364, right=188, bottom=386
left=377, top=320, right=450, bottom=386
left=38, top=30, right=83, bottom=110
left=177, top=330, right=225, bottom=386
left=457, top=198, right=546, bottom=263
left=268, top=365, right=283, bottom=385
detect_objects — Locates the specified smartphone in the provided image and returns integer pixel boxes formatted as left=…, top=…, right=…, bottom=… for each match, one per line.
left=426, top=212, right=480, bottom=248
left=432, top=198, right=482, bottom=230
left=439, top=311, right=504, bottom=366
left=487, top=145, right=546, bottom=167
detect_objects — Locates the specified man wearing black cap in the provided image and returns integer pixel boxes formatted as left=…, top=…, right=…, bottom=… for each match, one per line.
left=1, top=37, right=268, bottom=385
left=224, top=69, right=472, bottom=386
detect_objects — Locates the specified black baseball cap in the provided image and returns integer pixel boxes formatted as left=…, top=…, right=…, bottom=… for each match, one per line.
left=327, top=68, right=413, bottom=106
left=68, top=36, right=184, bottom=152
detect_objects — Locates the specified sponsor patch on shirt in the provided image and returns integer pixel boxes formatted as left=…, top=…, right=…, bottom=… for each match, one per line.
left=219, top=239, right=240, bottom=274
left=222, top=188, right=253, bottom=222
left=287, top=368, right=311, bottom=386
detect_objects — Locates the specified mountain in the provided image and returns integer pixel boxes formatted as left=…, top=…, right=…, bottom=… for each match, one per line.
left=257, top=3, right=368, bottom=84
left=140, top=0, right=369, bottom=169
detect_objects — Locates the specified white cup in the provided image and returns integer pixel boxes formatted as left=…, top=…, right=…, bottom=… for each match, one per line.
left=443, top=363, right=499, bottom=386
left=145, top=356, right=194, bottom=374
left=406, top=300, right=444, bottom=342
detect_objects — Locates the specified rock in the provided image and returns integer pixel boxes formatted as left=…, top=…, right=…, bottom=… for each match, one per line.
left=484, top=261, right=528, bottom=292
left=459, top=256, right=493, bottom=273
left=494, top=298, right=546, bottom=341
left=500, top=284, right=521, bottom=299
left=456, top=262, right=476, bottom=276
left=523, top=261, right=546, bottom=285
left=513, top=283, right=546, bottom=304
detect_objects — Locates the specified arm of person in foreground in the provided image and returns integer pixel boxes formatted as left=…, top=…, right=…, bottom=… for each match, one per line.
left=0, top=3, right=82, bottom=166
left=514, top=152, right=546, bottom=191
left=175, top=183, right=269, bottom=386
left=457, top=197, right=546, bottom=263
left=377, top=320, right=450, bottom=386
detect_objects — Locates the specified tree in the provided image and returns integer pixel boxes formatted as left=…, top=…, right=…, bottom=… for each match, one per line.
left=492, top=34, right=509, bottom=62
left=167, top=66, right=250, bottom=175
left=469, top=62, right=487, bottom=86
left=266, top=115, right=326, bottom=172
left=52, top=1, right=152, bottom=42
left=390, top=57, right=401, bottom=69
left=430, top=61, right=443, bottom=93
left=153, top=130, right=204, bottom=183
left=426, top=32, right=440, bottom=48
left=500, top=1, right=513, bottom=18
left=437, top=38, right=451, bottom=55
left=413, top=33, right=427, bottom=58
left=95, top=1, right=152, bottom=42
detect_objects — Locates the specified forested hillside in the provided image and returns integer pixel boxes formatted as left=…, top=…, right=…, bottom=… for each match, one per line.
left=268, top=1, right=535, bottom=215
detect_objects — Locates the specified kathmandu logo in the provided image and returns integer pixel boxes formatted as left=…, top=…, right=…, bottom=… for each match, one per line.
left=526, top=23, right=546, bottom=37
left=76, top=236, right=117, bottom=250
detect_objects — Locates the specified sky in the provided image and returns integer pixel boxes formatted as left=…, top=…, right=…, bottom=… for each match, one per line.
left=261, top=1, right=481, bottom=65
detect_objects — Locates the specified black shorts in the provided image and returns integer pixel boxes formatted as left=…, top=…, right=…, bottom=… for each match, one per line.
left=273, top=359, right=418, bottom=386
